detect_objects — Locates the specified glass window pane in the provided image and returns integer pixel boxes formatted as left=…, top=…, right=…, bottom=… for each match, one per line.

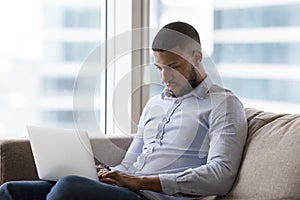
left=45, top=42, right=99, bottom=62
left=45, top=7, right=101, bottom=28
left=222, top=78, right=300, bottom=103
left=212, top=43, right=300, bottom=65
left=150, top=0, right=300, bottom=114
left=214, top=4, right=300, bottom=29
left=0, top=1, right=104, bottom=138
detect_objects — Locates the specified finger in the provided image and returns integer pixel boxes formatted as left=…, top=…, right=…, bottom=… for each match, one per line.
left=98, top=171, right=109, bottom=178
left=99, top=177, right=117, bottom=185
left=96, top=165, right=107, bottom=172
left=100, top=171, right=118, bottom=179
left=98, top=170, right=114, bottom=178
left=97, top=168, right=108, bottom=174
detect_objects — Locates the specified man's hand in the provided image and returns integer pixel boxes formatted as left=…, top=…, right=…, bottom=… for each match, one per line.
left=96, top=165, right=109, bottom=174
left=98, top=171, right=142, bottom=190
left=98, top=170, right=162, bottom=192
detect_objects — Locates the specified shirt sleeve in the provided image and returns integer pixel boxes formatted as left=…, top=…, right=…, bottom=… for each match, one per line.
left=159, top=94, right=248, bottom=196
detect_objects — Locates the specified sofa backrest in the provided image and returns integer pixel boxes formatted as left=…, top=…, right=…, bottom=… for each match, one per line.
left=219, top=108, right=300, bottom=199
left=91, top=136, right=133, bottom=166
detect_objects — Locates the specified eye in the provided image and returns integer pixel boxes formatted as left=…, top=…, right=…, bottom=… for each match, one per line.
left=169, top=65, right=179, bottom=69
left=155, top=65, right=162, bottom=71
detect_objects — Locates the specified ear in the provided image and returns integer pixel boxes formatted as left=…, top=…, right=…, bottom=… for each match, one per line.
left=192, top=50, right=202, bottom=66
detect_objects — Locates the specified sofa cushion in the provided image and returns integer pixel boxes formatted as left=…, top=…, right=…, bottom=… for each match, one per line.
left=221, top=108, right=300, bottom=199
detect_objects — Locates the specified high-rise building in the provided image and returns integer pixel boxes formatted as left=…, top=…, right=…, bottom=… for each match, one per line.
left=0, top=0, right=103, bottom=138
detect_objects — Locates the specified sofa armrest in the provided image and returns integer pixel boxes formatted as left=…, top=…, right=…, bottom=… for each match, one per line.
left=0, top=136, right=133, bottom=185
left=0, top=139, right=39, bottom=184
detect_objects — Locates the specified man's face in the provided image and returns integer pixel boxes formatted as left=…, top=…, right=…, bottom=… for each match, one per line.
left=153, top=48, right=200, bottom=97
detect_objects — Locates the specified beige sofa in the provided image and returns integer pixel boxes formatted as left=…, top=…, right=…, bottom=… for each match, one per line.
left=0, top=108, right=299, bottom=199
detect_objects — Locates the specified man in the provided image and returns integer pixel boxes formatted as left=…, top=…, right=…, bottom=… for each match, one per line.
left=0, top=22, right=247, bottom=200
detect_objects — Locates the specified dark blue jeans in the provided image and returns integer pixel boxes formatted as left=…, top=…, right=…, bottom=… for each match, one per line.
left=0, top=176, right=149, bottom=200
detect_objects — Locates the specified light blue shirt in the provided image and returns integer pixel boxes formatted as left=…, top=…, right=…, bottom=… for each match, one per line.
left=113, top=76, right=248, bottom=200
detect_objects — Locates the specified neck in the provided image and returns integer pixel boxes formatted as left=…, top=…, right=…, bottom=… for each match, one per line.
left=194, top=63, right=207, bottom=88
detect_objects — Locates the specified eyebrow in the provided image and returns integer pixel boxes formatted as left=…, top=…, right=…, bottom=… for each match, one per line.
left=154, top=62, right=178, bottom=68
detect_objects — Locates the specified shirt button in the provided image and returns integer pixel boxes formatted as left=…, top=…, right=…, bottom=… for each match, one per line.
left=156, top=134, right=160, bottom=139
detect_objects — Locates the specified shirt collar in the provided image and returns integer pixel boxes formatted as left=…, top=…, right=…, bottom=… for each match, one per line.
left=160, top=75, right=214, bottom=101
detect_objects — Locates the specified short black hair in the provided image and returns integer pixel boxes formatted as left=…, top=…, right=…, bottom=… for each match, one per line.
left=152, top=21, right=201, bottom=52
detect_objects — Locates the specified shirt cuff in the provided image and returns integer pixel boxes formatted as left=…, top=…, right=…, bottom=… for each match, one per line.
left=110, top=164, right=127, bottom=172
left=159, top=174, right=178, bottom=195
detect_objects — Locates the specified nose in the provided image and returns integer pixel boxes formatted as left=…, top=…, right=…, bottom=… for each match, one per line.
left=161, top=67, right=173, bottom=83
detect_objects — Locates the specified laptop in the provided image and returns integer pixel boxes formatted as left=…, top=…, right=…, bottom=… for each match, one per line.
left=27, top=126, right=99, bottom=181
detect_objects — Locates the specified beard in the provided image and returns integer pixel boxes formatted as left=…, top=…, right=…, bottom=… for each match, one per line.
left=188, top=65, right=199, bottom=89
left=165, top=64, right=199, bottom=98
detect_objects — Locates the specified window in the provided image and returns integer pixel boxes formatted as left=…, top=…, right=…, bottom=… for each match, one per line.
left=214, top=4, right=300, bottom=29
left=45, top=7, right=101, bottom=28
left=0, top=0, right=105, bottom=138
left=150, top=0, right=300, bottom=114
left=42, top=78, right=75, bottom=95
left=0, top=0, right=138, bottom=138
left=45, top=42, right=99, bottom=62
